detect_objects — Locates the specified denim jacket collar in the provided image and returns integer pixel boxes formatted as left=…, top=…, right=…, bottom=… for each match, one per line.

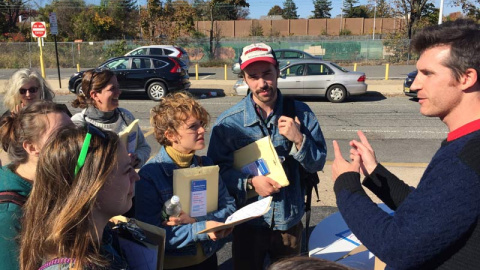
left=244, top=90, right=284, bottom=130
left=158, top=146, right=200, bottom=177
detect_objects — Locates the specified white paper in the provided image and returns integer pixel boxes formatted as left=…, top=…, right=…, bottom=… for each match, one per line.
left=225, top=196, right=272, bottom=224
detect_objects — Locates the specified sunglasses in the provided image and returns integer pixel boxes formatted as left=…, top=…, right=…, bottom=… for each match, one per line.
left=19, top=87, right=39, bottom=95
left=74, top=124, right=107, bottom=177
left=87, top=67, right=108, bottom=92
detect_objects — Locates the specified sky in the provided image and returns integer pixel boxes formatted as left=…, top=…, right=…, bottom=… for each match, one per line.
left=246, top=0, right=462, bottom=19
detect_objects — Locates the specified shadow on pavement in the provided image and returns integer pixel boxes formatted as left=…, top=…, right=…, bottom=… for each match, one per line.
left=217, top=206, right=340, bottom=269
left=189, top=88, right=226, bottom=99
left=118, top=89, right=226, bottom=101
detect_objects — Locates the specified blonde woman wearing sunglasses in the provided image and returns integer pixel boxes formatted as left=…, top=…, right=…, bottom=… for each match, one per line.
left=2, top=69, right=54, bottom=120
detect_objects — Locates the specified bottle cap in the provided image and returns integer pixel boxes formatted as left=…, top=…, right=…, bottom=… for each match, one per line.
left=171, top=195, right=180, bottom=204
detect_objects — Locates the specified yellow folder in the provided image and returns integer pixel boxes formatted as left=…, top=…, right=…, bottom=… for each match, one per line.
left=118, top=119, right=139, bottom=154
left=173, top=165, right=219, bottom=217
left=233, top=136, right=289, bottom=187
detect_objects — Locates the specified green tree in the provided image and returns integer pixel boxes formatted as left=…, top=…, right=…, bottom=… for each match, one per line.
left=4, top=0, right=27, bottom=32
left=312, top=0, right=332, bottom=18
left=0, top=0, right=10, bottom=34
left=206, top=0, right=249, bottom=58
left=420, top=2, right=439, bottom=25
left=342, top=0, right=359, bottom=17
left=451, top=0, right=480, bottom=20
left=350, top=4, right=372, bottom=18
left=104, top=0, right=140, bottom=39
left=392, top=0, right=430, bottom=39
left=371, top=0, right=392, bottom=18
left=282, top=0, right=298, bottom=19
left=37, top=0, right=87, bottom=41
left=268, top=5, right=283, bottom=16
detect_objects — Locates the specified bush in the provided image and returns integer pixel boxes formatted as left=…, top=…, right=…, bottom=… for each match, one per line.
left=199, top=59, right=233, bottom=67
left=339, top=29, right=352, bottom=36
left=103, top=40, right=129, bottom=59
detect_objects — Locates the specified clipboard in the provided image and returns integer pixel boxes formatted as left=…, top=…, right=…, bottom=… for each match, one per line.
left=173, top=165, right=219, bottom=217
left=197, top=196, right=272, bottom=234
left=119, top=119, right=139, bottom=153
left=233, top=136, right=289, bottom=188
left=111, top=216, right=166, bottom=270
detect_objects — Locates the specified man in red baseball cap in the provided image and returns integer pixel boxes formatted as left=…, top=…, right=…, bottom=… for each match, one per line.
left=208, top=43, right=327, bottom=269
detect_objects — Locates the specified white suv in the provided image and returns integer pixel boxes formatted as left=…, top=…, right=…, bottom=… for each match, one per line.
left=125, top=45, right=190, bottom=68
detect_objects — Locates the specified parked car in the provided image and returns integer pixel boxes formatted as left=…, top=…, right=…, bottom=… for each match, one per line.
left=274, top=49, right=323, bottom=67
left=125, top=45, right=191, bottom=68
left=68, top=55, right=190, bottom=101
left=403, top=70, right=418, bottom=98
left=233, top=60, right=367, bottom=103
left=232, top=49, right=323, bottom=74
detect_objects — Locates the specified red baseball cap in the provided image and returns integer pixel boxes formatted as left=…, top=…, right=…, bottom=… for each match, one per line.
left=239, top=43, right=277, bottom=70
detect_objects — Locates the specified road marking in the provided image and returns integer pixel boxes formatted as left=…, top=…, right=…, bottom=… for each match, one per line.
left=335, top=129, right=447, bottom=135
left=201, top=75, right=212, bottom=80
left=143, top=128, right=154, bottom=137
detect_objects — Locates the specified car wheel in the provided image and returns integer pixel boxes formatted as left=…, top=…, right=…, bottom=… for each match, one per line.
left=326, top=85, right=347, bottom=103
left=147, top=82, right=167, bottom=101
left=75, top=81, right=83, bottom=95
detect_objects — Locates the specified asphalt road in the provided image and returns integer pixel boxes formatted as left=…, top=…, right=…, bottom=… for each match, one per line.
left=46, top=93, right=444, bottom=164
left=0, top=93, right=442, bottom=269
left=0, top=64, right=416, bottom=82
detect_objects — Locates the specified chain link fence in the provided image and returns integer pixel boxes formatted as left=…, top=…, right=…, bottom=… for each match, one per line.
left=0, top=37, right=415, bottom=69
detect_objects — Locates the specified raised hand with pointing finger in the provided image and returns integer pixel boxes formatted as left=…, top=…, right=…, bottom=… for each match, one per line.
left=348, top=130, right=378, bottom=176
left=332, top=140, right=361, bottom=182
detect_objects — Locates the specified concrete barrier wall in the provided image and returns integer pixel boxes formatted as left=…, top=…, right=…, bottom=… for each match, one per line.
left=195, top=18, right=403, bottom=37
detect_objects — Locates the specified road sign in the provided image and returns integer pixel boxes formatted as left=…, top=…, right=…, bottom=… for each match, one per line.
left=49, top=13, right=58, bottom=35
left=31, top=21, right=47, bottom=38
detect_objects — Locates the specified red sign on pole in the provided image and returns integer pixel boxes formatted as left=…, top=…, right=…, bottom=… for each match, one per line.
left=31, top=21, right=47, bottom=38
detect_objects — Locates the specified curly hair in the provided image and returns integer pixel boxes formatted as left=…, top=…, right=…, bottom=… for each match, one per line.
left=2, top=68, right=54, bottom=111
left=411, top=19, right=480, bottom=83
left=150, top=91, right=210, bottom=146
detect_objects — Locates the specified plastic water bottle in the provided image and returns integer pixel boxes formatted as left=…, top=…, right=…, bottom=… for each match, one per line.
left=162, top=195, right=182, bottom=221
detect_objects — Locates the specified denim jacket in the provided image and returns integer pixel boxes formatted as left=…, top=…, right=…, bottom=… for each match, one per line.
left=207, top=91, right=327, bottom=231
left=135, top=146, right=236, bottom=257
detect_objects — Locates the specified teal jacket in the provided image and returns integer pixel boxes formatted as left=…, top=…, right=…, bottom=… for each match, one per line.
left=0, top=165, right=32, bottom=270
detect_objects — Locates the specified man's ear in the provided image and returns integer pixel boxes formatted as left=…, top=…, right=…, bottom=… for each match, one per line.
left=460, top=68, right=478, bottom=91
left=23, top=141, right=40, bottom=157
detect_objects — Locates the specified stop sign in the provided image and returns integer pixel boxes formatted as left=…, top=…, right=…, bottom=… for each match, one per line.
left=31, top=22, right=47, bottom=38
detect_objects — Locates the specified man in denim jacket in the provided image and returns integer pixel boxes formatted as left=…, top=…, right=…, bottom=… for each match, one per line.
left=208, top=43, right=327, bottom=269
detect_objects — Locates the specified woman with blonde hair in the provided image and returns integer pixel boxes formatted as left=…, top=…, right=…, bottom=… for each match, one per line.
left=0, top=101, right=73, bottom=270
left=2, top=69, right=55, bottom=119
left=136, top=92, right=236, bottom=270
left=20, top=124, right=139, bottom=270
left=71, top=69, right=150, bottom=169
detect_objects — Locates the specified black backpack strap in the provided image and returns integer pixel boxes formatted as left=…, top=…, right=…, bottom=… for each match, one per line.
left=0, top=191, right=27, bottom=207
left=281, top=97, right=320, bottom=253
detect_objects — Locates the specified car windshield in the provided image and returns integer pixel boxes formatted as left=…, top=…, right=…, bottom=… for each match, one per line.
left=329, top=62, right=349, bottom=72
left=103, top=58, right=129, bottom=70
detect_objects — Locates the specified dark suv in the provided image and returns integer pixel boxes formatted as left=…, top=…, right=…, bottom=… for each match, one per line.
left=68, top=55, right=190, bottom=101
left=403, top=70, right=418, bottom=98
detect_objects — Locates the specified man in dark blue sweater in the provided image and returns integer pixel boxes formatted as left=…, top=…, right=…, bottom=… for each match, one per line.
left=332, top=19, right=480, bottom=269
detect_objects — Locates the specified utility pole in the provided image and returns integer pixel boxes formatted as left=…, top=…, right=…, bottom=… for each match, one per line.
left=438, top=0, right=444, bottom=24
left=373, top=0, right=377, bottom=40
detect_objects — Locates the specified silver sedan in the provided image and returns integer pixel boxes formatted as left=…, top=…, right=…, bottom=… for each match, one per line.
left=233, top=60, right=367, bottom=103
